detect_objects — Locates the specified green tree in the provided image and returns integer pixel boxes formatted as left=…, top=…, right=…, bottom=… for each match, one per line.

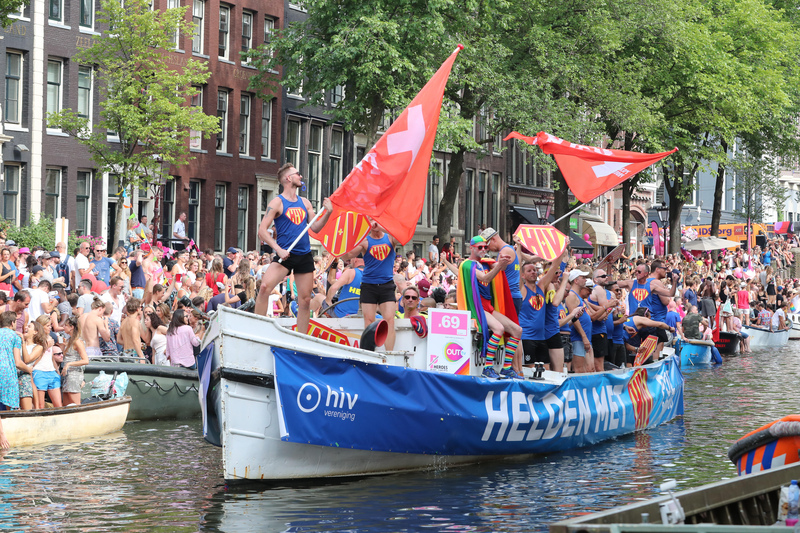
left=47, top=0, right=219, bottom=244
left=730, top=153, right=788, bottom=223
left=0, top=0, right=25, bottom=28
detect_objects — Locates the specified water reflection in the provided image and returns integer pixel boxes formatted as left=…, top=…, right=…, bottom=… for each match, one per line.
left=0, top=347, right=798, bottom=532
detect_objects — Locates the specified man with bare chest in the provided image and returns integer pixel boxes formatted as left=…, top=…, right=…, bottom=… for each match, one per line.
left=119, top=298, right=144, bottom=361
left=79, top=298, right=110, bottom=359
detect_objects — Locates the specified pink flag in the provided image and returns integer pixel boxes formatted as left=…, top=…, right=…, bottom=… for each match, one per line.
left=651, top=221, right=662, bottom=256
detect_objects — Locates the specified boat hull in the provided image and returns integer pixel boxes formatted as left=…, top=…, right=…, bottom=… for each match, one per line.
left=80, top=362, right=200, bottom=421
left=714, top=331, right=740, bottom=354
left=2, top=397, right=131, bottom=447
left=789, top=314, right=800, bottom=340
left=202, top=307, right=685, bottom=481
left=679, top=342, right=712, bottom=366
left=728, top=415, right=800, bottom=475
left=741, top=326, right=790, bottom=347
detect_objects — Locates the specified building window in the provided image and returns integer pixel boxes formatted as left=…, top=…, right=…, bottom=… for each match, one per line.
left=5, top=52, right=22, bottom=124
left=161, top=180, right=175, bottom=240
left=218, top=4, right=230, bottom=60
left=328, top=128, right=342, bottom=195
left=3, top=165, right=19, bottom=225
left=49, top=0, right=62, bottom=21
left=264, top=16, right=274, bottom=54
left=477, top=171, right=487, bottom=230
left=167, top=0, right=180, bottom=48
left=45, top=168, right=62, bottom=220
left=78, top=66, right=92, bottom=120
left=106, top=174, right=119, bottom=243
left=332, top=85, right=344, bottom=106
left=239, top=93, right=250, bottom=155
left=46, top=60, right=62, bottom=117
left=189, top=86, right=203, bottom=150
left=188, top=181, right=200, bottom=241
left=307, top=124, right=322, bottom=208
left=491, top=173, right=500, bottom=229
left=237, top=186, right=248, bottom=250
left=261, top=99, right=272, bottom=158
left=431, top=160, right=442, bottom=226
left=192, top=0, right=205, bottom=54
left=241, top=11, right=252, bottom=61
left=80, top=0, right=93, bottom=28
left=285, top=120, right=299, bottom=166
left=214, top=184, right=226, bottom=252
left=76, top=171, right=91, bottom=237
left=216, top=89, right=228, bottom=152
left=465, top=169, right=474, bottom=239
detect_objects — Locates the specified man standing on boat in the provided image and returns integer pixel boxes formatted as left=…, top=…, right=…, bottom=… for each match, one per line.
left=255, top=163, right=333, bottom=335
left=342, top=221, right=399, bottom=351
left=324, top=258, right=364, bottom=319
left=460, top=235, right=522, bottom=379
left=565, top=270, right=594, bottom=373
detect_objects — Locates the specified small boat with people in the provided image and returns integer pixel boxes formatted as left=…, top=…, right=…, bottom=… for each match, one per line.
left=740, top=325, right=790, bottom=347
left=80, top=359, right=200, bottom=421
left=678, top=338, right=715, bottom=366
left=200, top=306, right=685, bottom=482
left=1, top=397, right=131, bottom=447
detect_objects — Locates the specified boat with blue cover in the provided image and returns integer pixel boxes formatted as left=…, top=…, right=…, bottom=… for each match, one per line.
left=199, top=306, right=685, bottom=481
left=679, top=338, right=715, bottom=366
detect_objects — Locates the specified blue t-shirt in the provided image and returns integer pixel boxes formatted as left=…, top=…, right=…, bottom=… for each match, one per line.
left=683, top=288, right=697, bottom=310
left=223, top=257, right=234, bottom=278
left=129, top=260, right=146, bottom=289
left=664, top=310, right=681, bottom=330
left=362, top=234, right=395, bottom=284
left=334, top=268, right=362, bottom=318
left=274, top=195, right=311, bottom=255
left=502, top=244, right=521, bottom=299
left=763, top=251, right=772, bottom=265
left=94, top=257, right=115, bottom=285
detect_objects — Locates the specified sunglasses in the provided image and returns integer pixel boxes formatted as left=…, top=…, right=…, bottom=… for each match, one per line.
left=474, top=245, right=488, bottom=250
left=404, top=295, right=418, bottom=300
left=52, top=351, right=63, bottom=355
left=121, top=261, right=128, bottom=264
left=597, top=274, right=608, bottom=278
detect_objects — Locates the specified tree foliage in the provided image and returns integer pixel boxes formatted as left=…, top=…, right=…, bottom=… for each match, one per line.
left=47, top=0, right=219, bottom=242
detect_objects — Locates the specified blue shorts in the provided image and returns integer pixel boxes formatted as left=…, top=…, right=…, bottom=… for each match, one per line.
left=33, top=370, right=61, bottom=391
left=740, top=331, right=750, bottom=339
left=571, top=340, right=586, bottom=358
left=132, top=288, right=145, bottom=299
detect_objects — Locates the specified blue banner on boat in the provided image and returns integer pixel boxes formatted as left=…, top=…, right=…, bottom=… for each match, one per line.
left=273, top=349, right=684, bottom=456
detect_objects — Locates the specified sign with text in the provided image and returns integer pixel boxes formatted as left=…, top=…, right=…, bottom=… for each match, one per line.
left=514, top=225, right=568, bottom=262
left=427, top=309, right=471, bottom=375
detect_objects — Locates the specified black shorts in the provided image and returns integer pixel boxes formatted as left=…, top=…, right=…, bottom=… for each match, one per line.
left=561, top=334, right=573, bottom=362
left=613, top=343, right=627, bottom=367
left=277, top=252, right=315, bottom=274
left=360, top=281, right=396, bottom=305
left=592, top=333, right=608, bottom=359
left=642, top=327, right=669, bottom=344
left=522, top=334, right=562, bottom=365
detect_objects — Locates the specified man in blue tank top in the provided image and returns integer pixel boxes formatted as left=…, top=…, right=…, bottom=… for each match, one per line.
left=586, top=268, right=619, bottom=372
left=343, top=221, right=399, bottom=350
left=480, top=227, right=523, bottom=314
left=645, top=259, right=679, bottom=322
left=324, top=258, right=364, bottom=318
left=255, top=163, right=333, bottom=335
left=565, top=270, right=595, bottom=373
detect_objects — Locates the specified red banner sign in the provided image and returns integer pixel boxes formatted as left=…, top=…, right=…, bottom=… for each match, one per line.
left=514, top=225, right=568, bottom=261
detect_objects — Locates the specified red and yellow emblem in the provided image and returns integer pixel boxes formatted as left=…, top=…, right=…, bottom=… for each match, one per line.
left=627, top=367, right=654, bottom=430
left=528, top=294, right=544, bottom=311
left=294, top=320, right=351, bottom=346
left=309, top=207, right=371, bottom=257
left=514, top=225, right=568, bottom=261
left=632, top=288, right=650, bottom=302
left=286, top=207, right=307, bottom=225
left=369, top=243, right=392, bottom=261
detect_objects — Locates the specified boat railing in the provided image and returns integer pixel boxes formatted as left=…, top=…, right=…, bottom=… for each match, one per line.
left=550, top=462, right=800, bottom=532
left=89, top=355, right=152, bottom=364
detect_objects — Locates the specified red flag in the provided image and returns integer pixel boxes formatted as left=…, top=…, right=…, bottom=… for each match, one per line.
left=328, top=46, right=463, bottom=246
left=505, top=131, right=678, bottom=203
left=513, top=225, right=568, bottom=261
left=309, top=206, right=371, bottom=257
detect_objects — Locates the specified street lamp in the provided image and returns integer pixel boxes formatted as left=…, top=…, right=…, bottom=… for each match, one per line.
left=655, top=201, right=669, bottom=256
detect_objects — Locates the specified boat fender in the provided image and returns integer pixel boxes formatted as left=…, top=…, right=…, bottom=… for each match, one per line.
left=360, top=319, right=388, bottom=352
left=711, top=346, right=722, bottom=364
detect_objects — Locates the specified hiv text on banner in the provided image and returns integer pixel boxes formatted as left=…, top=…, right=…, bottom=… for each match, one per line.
left=504, top=131, right=678, bottom=204
left=309, top=206, right=371, bottom=257
left=514, top=225, right=568, bottom=261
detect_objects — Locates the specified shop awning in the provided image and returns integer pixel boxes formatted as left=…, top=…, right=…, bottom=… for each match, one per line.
left=583, top=220, right=618, bottom=247
left=570, top=231, right=593, bottom=251
left=510, top=205, right=541, bottom=225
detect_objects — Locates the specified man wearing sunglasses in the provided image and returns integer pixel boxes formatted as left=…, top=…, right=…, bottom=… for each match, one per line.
left=585, top=269, right=619, bottom=372
left=466, top=235, right=522, bottom=379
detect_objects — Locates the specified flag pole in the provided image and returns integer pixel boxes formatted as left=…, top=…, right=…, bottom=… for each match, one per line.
left=550, top=202, right=586, bottom=226
left=277, top=206, right=327, bottom=263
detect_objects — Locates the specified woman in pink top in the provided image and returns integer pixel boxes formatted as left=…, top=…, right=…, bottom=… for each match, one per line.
left=736, top=282, right=751, bottom=325
left=165, top=309, right=204, bottom=370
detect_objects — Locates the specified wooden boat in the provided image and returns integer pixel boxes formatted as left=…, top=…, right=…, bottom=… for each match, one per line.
left=200, top=306, right=685, bottom=482
left=550, top=462, right=800, bottom=531
left=740, top=325, right=790, bottom=347
left=679, top=338, right=714, bottom=366
left=728, top=415, right=800, bottom=475
left=80, top=361, right=200, bottom=421
left=788, top=313, right=800, bottom=340
left=1, top=397, right=131, bottom=447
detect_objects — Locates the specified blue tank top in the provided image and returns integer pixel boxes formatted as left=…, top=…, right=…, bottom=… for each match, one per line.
left=647, top=279, right=668, bottom=321
left=622, top=317, right=640, bottom=346
left=519, top=284, right=546, bottom=340
left=628, top=277, right=653, bottom=313
left=274, top=195, right=311, bottom=255
left=570, top=290, right=592, bottom=343
left=476, top=262, right=493, bottom=301
left=611, top=310, right=625, bottom=344
left=334, top=268, right=363, bottom=318
left=502, top=244, right=521, bottom=299
left=587, top=291, right=607, bottom=336
left=544, top=287, right=561, bottom=338
left=558, top=304, right=571, bottom=334
left=362, top=234, right=395, bottom=284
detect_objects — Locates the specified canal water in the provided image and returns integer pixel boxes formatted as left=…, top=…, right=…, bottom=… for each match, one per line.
left=1, top=344, right=798, bottom=532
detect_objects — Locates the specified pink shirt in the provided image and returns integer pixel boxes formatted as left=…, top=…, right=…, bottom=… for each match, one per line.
left=737, top=290, right=750, bottom=309
left=165, top=325, right=199, bottom=368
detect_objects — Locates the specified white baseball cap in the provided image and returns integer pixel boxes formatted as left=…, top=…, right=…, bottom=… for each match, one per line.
left=568, top=269, right=590, bottom=282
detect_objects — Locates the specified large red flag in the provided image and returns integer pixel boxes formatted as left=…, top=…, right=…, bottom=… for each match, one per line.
left=309, top=207, right=371, bottom=257
left=504, top=131, right=677, bottom=203
left=327, top=45, right=463, bottom=246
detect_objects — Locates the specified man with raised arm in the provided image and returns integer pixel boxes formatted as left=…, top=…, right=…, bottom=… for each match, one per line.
left=254, top=163, right=333, bottom=334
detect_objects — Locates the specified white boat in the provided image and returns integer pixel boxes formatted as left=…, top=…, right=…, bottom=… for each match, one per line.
left=200, top=307, right=685, bottom=482
left=788, top=313, right=800, bottom=340
left=2, top=397, right=131, bottom=447
left=741, top=325, right=790, bottom=347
